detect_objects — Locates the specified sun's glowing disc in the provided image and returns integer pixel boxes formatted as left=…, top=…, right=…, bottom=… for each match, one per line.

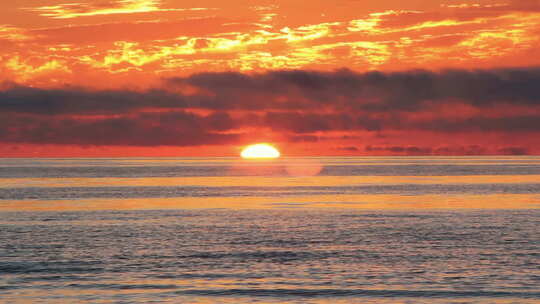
left=241, top=143, right=281, bottom=159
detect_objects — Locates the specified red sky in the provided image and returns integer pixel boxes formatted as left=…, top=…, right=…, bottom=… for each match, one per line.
left=1, top=0, right=540, bottom=156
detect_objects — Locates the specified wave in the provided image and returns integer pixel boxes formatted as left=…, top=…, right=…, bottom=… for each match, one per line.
left=174, top=288, right=540, bottom=299
left=3, top=183, right=540, bottom=200
left=3, top=164, right=540, bottom=178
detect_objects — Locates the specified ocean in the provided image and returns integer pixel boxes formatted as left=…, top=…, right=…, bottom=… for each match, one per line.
left=0, top=157, right=539, bottom=303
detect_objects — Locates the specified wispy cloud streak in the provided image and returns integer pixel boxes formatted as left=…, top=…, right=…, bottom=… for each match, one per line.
left=27, top=0, right=212, bottom=19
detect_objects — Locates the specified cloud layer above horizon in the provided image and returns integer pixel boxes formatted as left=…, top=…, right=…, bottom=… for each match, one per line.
left=1, top=67, right=539, bottom=155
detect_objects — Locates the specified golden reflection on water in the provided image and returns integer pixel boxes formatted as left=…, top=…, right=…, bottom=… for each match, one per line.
left=5, top=289, right=538, bottom=304
left=2, top=175, right=540, bottom=188
left=3, top=272, right=539, bottom=304
left=1, top=193, right=538, bottom=212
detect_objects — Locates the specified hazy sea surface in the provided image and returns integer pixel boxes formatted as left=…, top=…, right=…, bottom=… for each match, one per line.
left=0, top=157, right=539, bottom=303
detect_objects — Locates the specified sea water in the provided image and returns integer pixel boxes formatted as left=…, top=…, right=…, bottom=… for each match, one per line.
left=0, top=157, right=539, bottom=303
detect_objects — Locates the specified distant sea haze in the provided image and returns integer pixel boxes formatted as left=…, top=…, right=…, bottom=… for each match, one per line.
left=0, top=157, right=539, bottom=303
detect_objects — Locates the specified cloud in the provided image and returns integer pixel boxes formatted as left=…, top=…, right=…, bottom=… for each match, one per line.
left=1, top=67, right=540, bottom=147
left=0, top=111, right=238, bottom=146
left=168, top=68, right=540, bottom=111
left=3, top=57, right=71, bottom=83
left=0, top=25, right=32, bottom=42
left=365, top=145, right=532, bottom=156
left=263, top=112, right=354, bottom=133
left=30, top=18, right=248, bottom=45
left=4, top=67, right=540, bottom=116
left=444, top=1, right=540, bottom=13
left=3, top=0, right=540, bottom=84
left=497, top=146, right=529, bottom=155
left=366, top=145, right=433, bottom=155
left=432, top=145, right=487, bottom=155
left=288, top=135, right=321, bottom=143
left=0, top=85, right=187, bottom=115
left=415, top=116, right=540, bottom=133
left=364, top=145, right=529, bottom=156
left=337, top=146, right=359, bottom=152
left=27, top=0, right=212, bottom=19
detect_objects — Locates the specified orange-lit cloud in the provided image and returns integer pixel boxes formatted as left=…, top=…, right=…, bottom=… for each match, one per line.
left=2, top=1, right=539, bottom=86
left=27, top=0, right=212, bottom=19
left=0, top=25, right=33, bottom=41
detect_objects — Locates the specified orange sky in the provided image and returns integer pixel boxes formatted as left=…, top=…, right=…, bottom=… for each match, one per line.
left=1, top=0, right=540, bottom=156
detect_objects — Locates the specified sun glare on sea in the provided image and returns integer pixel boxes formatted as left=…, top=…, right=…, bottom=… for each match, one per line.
left=241, top=143, right=281, bottom=159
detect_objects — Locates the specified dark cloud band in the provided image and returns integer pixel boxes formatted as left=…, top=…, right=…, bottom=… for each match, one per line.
left=1, top=67, right=540, bottom=147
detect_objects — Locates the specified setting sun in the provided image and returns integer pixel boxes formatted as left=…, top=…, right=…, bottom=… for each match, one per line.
left=241, top=143, right=281, bottom=159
